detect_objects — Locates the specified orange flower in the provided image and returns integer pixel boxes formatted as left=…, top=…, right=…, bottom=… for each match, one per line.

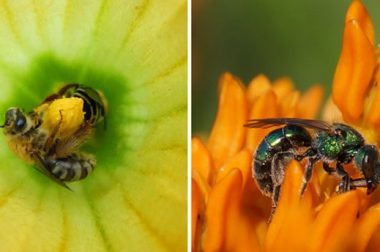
left=192, top=1, right=380, bottom=251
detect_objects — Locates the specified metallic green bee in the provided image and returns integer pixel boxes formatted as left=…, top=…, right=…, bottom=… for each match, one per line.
left=245, top=118, right=380, bottom=212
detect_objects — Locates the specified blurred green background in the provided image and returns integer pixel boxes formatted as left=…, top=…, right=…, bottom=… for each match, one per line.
left=192, top=0, right=380, bottom=134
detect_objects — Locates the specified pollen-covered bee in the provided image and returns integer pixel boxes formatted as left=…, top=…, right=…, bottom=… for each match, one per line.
left=1, top=84, right=108, bottom=189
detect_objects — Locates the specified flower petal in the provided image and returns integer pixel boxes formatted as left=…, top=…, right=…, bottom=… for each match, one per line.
left=192, top=179, right=204, bottom=252
left=345, top=0, right=374, bottom=45
left=332, top=18, right=375, bottom=121
left=204, top=169, right=261, bottom=251
left=192, top=137, right=213, bottom=185
left=308, top=190, right=363, bottom=252
left=246, top=90, right=279, bottom=151
left=278, top=90, right=300, bottom=117
left=272, top=77, right=294, bottom=100
left=247, top=74, right=271, bottom=104
left=208, top=73, right=248, bottom=169
left=265, top=161, right=314, bottom=251
left=215, top=149, right=252, bottom=188
left=296, top=84, right=324, bottom=119
left=365, top=70, right=380, bottom=129
left=351, top=202, right=380, bottom=252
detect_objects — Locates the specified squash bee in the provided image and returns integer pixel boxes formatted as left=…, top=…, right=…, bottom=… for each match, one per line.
left=1, top=84, right=108, bottom=189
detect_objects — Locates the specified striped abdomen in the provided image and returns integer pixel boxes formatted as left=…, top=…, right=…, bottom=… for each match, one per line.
left=60, top=84, right=107, bottom=126
left=71, top=86, right=107, bottom=125
left=253, top=125, right=312, bottom=196
left=46, top=153, right=96, bottom=181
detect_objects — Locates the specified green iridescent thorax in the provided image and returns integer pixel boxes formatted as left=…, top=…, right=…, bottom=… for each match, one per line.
left=314, top=124, right=364, bottom=160
left=314, top=131, right=344, bottom=159
left=334, top=124, right=364, bottom=147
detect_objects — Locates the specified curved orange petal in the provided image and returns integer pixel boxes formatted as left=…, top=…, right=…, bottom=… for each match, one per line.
left=296, top=84, right=324, bottom=119
left=272, top=77, right=294, bottom=100
left=192, top=179, right=203, bottom=252
left=367, top=228, right=380, bottom=252
left=247, top=74, right=272, bottom=104
left=366, top=204, right=380, bottom=251
left=322, top=97, right=343, bottom=123
left=246, top=90, right=279, bottom=151
left=192, top=169, right=210, bottom=203
left=351, top=202, right=380, bottom=252
left=204, top=169, right=261, bottom=252
left=278, top=90, right=300, bottom=117
left=207, top=73, right=248, bottom=169
left=215, top=149, right=252, bottom=188
left=192, top=137, right=213, bottom=185
left=365, top=69, right=380, bottom=129
left=308, top=190, right=363, bottom=252
left=332, top=19, right=375, bottom=122
left=345, top=0, right=375, bottom=45
left=265, top=161, right=314, bottom=252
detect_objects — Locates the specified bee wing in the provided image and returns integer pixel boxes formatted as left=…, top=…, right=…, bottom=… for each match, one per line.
left=54, top=124, right=94, bottom=157
left=31, top=152, right=71, bottom=190
left=244, top=118, right=333, bottom=132
left=40, top=83, right=80, bottom=105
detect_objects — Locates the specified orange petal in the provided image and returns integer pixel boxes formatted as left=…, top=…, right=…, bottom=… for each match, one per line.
left=321, top=96, right=343, bottom=124
left=247, top=74, right=272, bottom=104
left=351, top=202, right=380, bottom=252
left=215, top=149, right=252, bottom=188
left=207, top=73, right=248, bottom=169
left=192, top=169, right=210, bottom=203
left=278, top=90, right=300, bottom=117
left=204, top=169, right=261, bottom=252
left=365, top=69, right=380, bottom=129
left=192, top=179, right=203, bottom=252
left=296, top=84, right=324, bottom=119
left=265, top=161, right=314, bottom=251
left=308, top=190, right=363, bottom=252
left=246, top=90, right=279, bottom=151
left=367, top=228, right=380, bottom=252
left=272, top=77, right=294, bottom=100
left=332, top=19, right=375, bottom=121
left=192, top=137, right=213, bottom=185
left=366, top=205, right=380, bottom=251
left=345, top=0, right=375, bottom=45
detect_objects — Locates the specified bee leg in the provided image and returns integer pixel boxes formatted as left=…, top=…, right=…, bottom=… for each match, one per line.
left=44, top=110, right=64, bottom=153
left=336, top=163, right=351, bottom=193
left=270, top=151, right=294, bottom=211
left=268, top=184, right=281, bottom=222
left=349, top=178, right=367, bottom=189
left=350, top=178, right=378, bottom=194
left=322, top=162, right=335, bottom=175
left=271, top=151, right=294, bottom=188
left=294, top=148, right=317, bottom=161
left=300, top=157, right=318, bottom=195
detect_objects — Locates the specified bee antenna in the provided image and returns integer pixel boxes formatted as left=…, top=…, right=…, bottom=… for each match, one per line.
left=0, top=124, right=4, bottom=128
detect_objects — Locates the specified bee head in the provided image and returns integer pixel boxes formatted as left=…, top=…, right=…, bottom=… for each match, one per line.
left=1, top=107, right=29, bottom=135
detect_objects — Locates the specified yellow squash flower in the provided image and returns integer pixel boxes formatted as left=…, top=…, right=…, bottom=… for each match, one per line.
left=0, top=0, right=187, bottom=251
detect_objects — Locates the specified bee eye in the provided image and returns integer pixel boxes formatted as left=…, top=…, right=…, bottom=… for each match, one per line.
left=15, top=117, right=26, bottom=131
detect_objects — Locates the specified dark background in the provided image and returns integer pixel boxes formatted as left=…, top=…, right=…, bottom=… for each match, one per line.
left=192, top=0, right=380, bottom=134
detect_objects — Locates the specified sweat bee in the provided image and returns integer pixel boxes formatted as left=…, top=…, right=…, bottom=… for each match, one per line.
left=1, top=84, right=108, bottom=189
left=245, top=118, right=380, bottom=212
